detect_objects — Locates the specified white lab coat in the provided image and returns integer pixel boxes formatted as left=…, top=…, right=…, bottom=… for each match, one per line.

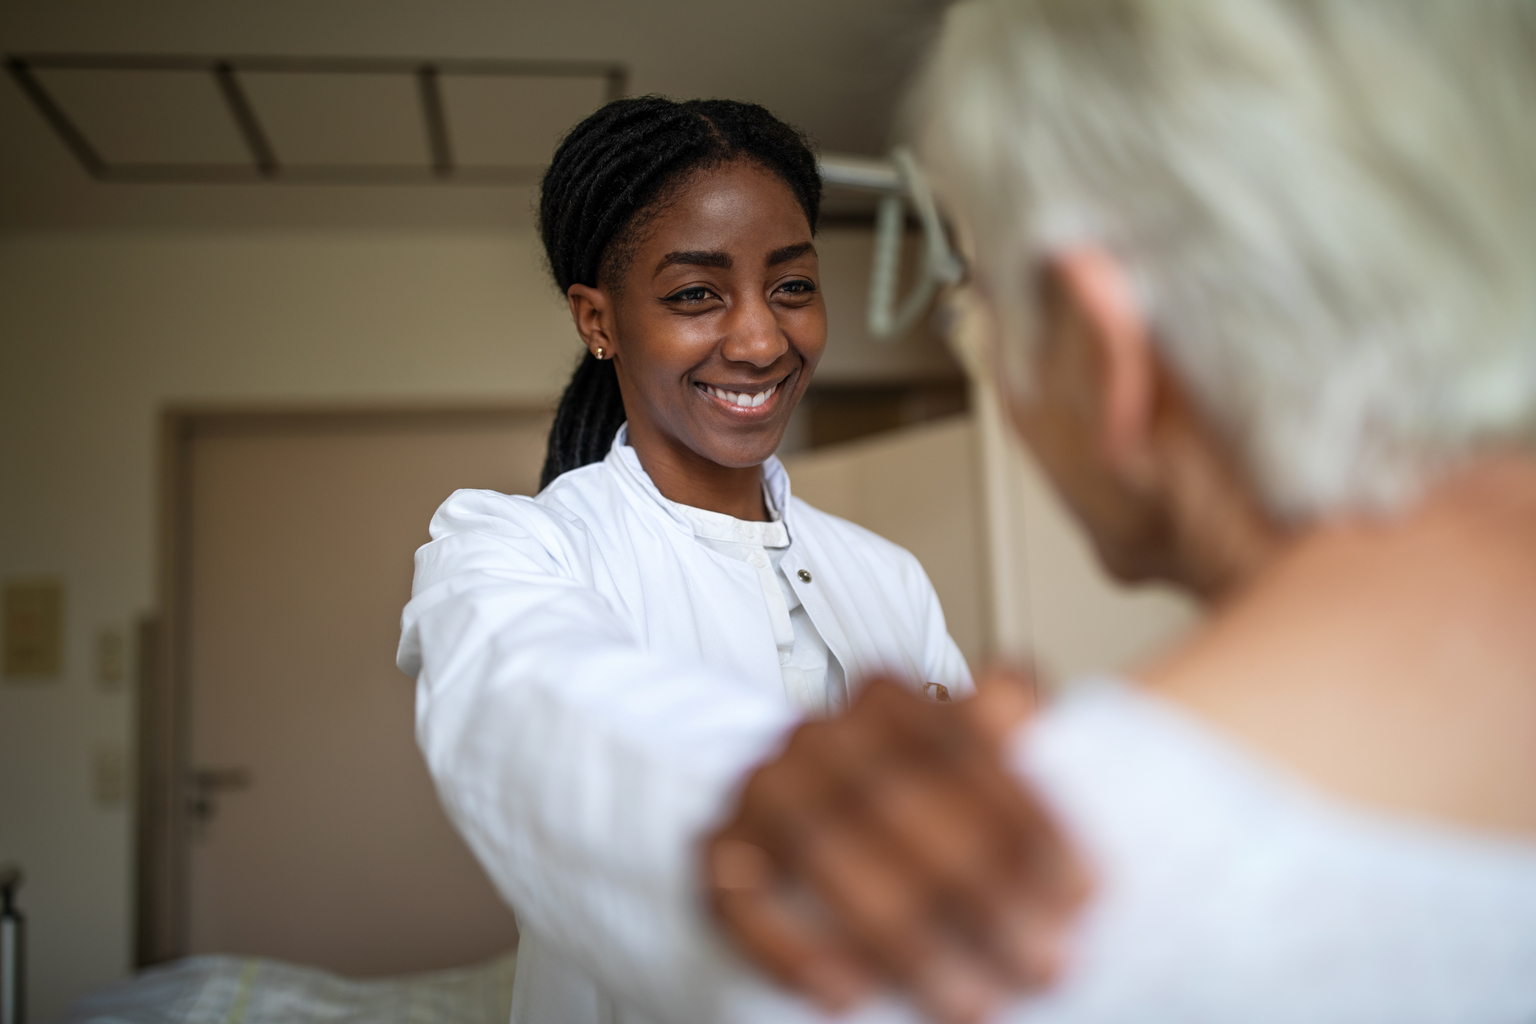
left=398, top=429, right=972, bottom=1024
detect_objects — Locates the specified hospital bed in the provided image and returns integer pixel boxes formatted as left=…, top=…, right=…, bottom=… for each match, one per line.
left=60, top=950, right=516, bottom=1024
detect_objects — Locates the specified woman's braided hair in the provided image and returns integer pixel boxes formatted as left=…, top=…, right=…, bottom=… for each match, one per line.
left=537, top=96, right=822, bottom=490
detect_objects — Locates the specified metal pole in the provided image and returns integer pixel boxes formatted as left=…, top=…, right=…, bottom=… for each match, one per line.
left=1, top=865, right=24, bottom=1024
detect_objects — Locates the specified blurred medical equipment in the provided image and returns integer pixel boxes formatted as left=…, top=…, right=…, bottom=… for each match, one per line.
left=820, top=148, right=963, bottom=340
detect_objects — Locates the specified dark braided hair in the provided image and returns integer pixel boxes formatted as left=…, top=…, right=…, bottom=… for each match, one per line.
left=537, top=96, right=823, bottom=490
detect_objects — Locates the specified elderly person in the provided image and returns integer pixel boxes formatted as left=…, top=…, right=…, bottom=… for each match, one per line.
left=706, top=1, right=1536, bottom=1021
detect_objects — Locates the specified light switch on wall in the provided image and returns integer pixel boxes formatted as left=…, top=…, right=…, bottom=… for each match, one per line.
left=3, top=579, right=64, bottom=683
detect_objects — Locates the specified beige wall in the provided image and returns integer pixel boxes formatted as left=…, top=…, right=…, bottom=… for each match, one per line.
left=0, top=223, right=955, bottom=1018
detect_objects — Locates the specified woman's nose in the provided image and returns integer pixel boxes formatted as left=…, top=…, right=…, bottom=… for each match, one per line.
left=720, top=295, right=788, bottom=367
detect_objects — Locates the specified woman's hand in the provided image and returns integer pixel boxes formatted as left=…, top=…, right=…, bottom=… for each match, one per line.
left=705, top=667, right=1090, bottom=1024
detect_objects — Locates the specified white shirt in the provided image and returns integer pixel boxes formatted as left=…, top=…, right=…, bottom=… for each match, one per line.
left=661, top=486, right=846, bottom=716
left=397, top=427, right=971, bottom=1024
left=725, top=680, right=1536, bottom=1024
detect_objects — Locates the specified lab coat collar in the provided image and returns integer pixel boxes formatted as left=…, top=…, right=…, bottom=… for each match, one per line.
left=605, top=423, right=796, bottom=534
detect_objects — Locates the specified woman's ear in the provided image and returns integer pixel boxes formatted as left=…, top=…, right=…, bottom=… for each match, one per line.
left=567, top=283, right=616, bottom=359
left=1049, top=248, right=1157, bottom=479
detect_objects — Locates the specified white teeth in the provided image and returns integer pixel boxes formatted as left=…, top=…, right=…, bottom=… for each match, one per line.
left=705, top=383, right=777, bottom=408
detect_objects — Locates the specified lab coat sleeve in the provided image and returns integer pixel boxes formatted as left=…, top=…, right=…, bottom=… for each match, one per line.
left=903, top=548, right=975, bottom=698
left=399, top=489, right=799, bottom=1024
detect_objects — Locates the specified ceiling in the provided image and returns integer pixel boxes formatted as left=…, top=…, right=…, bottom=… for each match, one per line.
left=0, top=0, right=947, bottom=232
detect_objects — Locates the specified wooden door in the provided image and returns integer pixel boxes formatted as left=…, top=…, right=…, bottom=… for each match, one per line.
left=174, top=409, right=547, bottom=974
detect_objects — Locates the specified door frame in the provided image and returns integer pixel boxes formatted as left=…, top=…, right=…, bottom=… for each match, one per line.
left=136, top=403, right=551, bottom=966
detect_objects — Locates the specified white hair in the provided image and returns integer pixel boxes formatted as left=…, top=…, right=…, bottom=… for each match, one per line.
left=909, top=0, right=1536, bottom=519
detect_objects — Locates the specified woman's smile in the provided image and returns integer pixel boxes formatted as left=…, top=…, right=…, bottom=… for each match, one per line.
left=694, top=369, right=793, bottom=417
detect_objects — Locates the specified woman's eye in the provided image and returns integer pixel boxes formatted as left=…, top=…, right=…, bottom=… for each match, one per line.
left=665, top=286, right=712, bottom=303
left=778, top=279, right=817, bottom=296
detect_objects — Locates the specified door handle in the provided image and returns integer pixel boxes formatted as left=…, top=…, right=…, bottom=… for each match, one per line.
left=188, top=767, right=252, bottom=823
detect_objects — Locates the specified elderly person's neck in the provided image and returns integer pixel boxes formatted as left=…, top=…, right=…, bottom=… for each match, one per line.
left=1146, top=453, right=1536, bottom=837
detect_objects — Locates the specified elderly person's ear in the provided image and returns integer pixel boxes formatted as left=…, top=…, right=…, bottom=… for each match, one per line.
left=1039, top=248, right=1160, bottom=483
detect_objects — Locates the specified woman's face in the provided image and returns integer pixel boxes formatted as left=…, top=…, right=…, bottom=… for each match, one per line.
left=574, top=159, right=826, bottom=473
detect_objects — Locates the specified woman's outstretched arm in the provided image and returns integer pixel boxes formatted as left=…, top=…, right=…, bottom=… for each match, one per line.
left=400, top=488, right=798, bottom=1023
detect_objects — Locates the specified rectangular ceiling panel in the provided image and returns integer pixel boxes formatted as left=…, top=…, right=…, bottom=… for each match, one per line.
left=242, top=71, right=427, bottom=167
left=443, top=75, right=609, bottom=167
left=33, top=68, right=250, bottom=165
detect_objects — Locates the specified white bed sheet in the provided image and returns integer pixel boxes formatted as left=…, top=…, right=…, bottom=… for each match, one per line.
left=63, top=950, right=517, bottom=1024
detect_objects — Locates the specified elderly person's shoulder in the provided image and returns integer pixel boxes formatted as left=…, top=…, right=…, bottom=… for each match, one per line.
left=1009, top=679, right=1536, bottom=1021
left=719, top=677, right=1536, bottom=1024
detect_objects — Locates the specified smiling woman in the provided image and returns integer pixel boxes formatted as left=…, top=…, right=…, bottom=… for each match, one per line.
left=536, top=98, right=826, bottom=496
left=563, top=157, right=825, bottom=517
left=394, top=97, right=1075, bottom=1024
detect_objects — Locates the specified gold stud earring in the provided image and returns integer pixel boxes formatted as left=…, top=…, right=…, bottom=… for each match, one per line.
left=596, top=347, right=605, bottom=359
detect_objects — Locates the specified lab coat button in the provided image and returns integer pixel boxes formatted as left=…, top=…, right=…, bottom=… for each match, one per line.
left=797, top=569, right=812, bottom=583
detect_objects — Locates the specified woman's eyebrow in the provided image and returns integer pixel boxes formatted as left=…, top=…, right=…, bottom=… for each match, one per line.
left=656, top=250, right=732, bottom=273
left=766, top=242, right=815, bottom=267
